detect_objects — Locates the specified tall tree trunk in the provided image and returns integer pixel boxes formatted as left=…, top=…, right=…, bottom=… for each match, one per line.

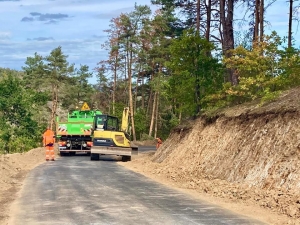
left=195, top=43, right=201, bottom=115
left=134, top=64, right=142, bottom=114
left=196, top=0, right=200, bottom=35
left=288, top=0, right=293, bottom=48
left=205, top=0, right=211, bottom=41
left=113, top=54, right=118, bottom=115
left=146, top=88, right=152, bottom=116
left=154, top=92, right=159, bottom=138
left=148, top=91, right=157, bottom=137
left=141, top=75, right=145, bottom=109
left=220, top=0, right=236, bottom=85
left=134, top=84, right=137, bottom=114
left=259, top=0, right=264, bottom=43
left=128, top=42, right=136, bottom=141
left=50, top=85, right=58, bottom=130
left=146, top=70, right=154, bottom=116
left=253, top=0, right=260, bottom=43
left=194, top=1, right=202, bottom=115
left=179, top=110, right=182, bottom=123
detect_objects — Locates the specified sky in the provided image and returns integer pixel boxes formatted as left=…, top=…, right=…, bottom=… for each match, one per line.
left=0, top=0, right=157, bottom=83
left=0, top=0, right=299, bottom=84
left=235, top=1, right=300, bottom=44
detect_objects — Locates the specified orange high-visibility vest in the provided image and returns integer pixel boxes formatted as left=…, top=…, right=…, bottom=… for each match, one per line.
left=43, top=129, right=55, bottom=145
left=156, top=138, right=162, bottom=149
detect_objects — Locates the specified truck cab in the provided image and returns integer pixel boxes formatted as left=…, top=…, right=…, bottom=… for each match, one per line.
left=56, top=102, right=102, bottom=155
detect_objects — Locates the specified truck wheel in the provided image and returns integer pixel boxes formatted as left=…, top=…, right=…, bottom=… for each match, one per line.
left=122, top=156, right=131, bottom=162
left=91, top=153, right=99, bottom=161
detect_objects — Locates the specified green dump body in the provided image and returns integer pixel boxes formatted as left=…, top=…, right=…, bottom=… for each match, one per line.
left=56, top=109, right=102, bottom=153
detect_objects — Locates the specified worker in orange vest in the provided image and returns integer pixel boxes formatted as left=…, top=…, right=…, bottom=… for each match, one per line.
left=43, top=127, right=55, bottom=161
left=156, top=137, right=163, bottom=149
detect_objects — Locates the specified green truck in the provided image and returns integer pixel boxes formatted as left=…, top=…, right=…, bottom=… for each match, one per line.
left=56, top=102, right=102, bottom=156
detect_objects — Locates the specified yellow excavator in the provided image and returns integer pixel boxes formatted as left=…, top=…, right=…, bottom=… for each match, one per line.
left=90, top=107, right=138, bottom=161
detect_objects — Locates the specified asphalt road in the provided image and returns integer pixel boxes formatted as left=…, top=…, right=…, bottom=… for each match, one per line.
left=136, top=145, right=157, bottom=152
left=10, top=147, right=265, bottom=225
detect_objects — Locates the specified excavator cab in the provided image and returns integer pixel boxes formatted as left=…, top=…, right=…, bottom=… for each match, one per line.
left=94, top=115, right=119, bottom=131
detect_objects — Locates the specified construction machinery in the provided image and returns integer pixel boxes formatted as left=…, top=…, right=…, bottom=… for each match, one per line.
left=56, top=102, right=102, bottom=156
left=90, top=107, right=138, bottom=161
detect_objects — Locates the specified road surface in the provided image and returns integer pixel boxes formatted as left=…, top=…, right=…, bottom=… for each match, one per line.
left=10, top=149, right=265, bottom=225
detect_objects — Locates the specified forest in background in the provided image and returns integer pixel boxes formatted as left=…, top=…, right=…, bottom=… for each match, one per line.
left=0, top=0, right=300, bottom=153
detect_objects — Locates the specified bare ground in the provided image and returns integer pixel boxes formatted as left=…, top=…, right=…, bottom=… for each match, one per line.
left=0, top=147, right=47, bottom=225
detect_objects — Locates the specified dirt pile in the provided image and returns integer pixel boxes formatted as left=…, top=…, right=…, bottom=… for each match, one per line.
left=0, top=148, right=47, bottom=224
left=122, top=87, right=300, bottom=225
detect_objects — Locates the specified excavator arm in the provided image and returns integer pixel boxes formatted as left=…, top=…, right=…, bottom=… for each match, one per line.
left=121, top=107, right=129, bottom=133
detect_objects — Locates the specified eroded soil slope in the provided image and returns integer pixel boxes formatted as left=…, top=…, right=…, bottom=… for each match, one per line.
left=122, top=87, right=300, bottom=225
left=153, top=112, right=299, bottom=216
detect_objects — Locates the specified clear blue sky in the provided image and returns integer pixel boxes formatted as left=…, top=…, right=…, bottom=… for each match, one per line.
left=0, top=0, right=298, bottom=84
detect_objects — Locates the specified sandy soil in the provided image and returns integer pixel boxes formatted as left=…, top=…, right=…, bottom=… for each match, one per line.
left=0, top=147, right=46, bottom=224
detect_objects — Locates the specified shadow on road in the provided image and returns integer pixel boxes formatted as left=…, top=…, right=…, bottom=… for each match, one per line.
left=59, top=145, right=157, bottom=162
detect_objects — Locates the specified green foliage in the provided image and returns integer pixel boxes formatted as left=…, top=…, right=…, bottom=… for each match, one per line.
left=205, top=32, right=300, bottom=109
left=166, top=29, right=224, bottom=117
left=113, top=102, right=128, bottom=118
left=22, top=53, right=47, bottom=91
left=277, top=47, right=300, bottom=87
left=23, top=46, right=75, bottom=103
left=45, top=46, right=74, bottom=81
left=139, top=134, right=154, bottom=141
left=62, top=64, right=95, bottom=109
left=134, top=109, right=148, bottom=139
left=0, top=70, right=46, bottom=153
left=159, top=110, right=179, bottom=140
left=0, top=46, right=97, bottom=153
left=260, top=89, right=281, bottom=106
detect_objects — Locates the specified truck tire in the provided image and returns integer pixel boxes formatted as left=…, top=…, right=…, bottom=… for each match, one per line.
left=91, top=153, right=99, bottom=161
left=122, top=156, right=131, bottom=162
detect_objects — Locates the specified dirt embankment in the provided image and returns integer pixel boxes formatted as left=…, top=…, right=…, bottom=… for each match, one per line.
left=153, top=112, right=299, bottom=215
left=0, top=148, right=47, bottom=224
left=122, top=87, right=300, bottom=225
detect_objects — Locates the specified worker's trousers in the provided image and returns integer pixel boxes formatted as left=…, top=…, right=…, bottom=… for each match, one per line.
left=156, top=143, right=162, bottom=149
left=45, top=143, right=55, bottom=161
